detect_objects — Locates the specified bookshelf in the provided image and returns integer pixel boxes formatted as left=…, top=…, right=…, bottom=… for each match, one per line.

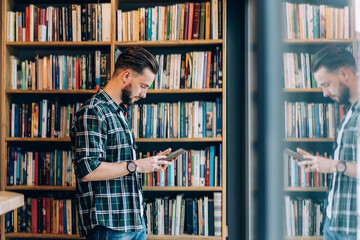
left=282, top=0, right=355, bottom=238
left=1, top=0, right=227, bottom=239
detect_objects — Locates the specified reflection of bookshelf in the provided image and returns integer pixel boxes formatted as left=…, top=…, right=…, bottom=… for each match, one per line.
left=1, top=0, right=227, bottom=239
left=282, top=0, right=355, bottom=238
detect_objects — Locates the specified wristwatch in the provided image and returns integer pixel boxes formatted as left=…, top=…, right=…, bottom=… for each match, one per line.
left=335, top=160, right=346, bottom=173
left=127, top=161, right=137, bottom=174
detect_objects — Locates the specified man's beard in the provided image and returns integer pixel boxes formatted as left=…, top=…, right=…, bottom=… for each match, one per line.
left=338, top=84, right=351, bottom=105
left=121, top=84, right=134, bottom=105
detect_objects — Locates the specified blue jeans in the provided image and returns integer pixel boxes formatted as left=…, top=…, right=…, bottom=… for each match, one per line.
left=323, top=217, right=356, bottom=240
left=86, top=218, right=147, bottom=240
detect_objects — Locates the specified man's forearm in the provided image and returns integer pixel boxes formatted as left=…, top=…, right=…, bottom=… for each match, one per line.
left=81, top=162, right=130, bottom=182
left=344, top=162, right=357, bottom=178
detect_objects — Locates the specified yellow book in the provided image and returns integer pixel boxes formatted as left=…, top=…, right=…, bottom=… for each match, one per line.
left=14, top=209, right=18, bottom=232
left=205, top=2, right=211, bottom=40
left=133, top=10, right=139, bottom=41
left=180, top=4, right=185, bottom=40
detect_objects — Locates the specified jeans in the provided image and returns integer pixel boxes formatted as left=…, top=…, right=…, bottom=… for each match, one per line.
left=86, top=218, right=147, bottom=240
left=323, top=217, right=356, bottom=240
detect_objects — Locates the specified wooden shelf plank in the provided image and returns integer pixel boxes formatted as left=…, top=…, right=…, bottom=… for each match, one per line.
left=5, top=186, right=75, bottom=191
left=283, top=39, right=353, bottom=44
left=284, top=138, right=334, bottom=142
left=115, top=39, right=223, bottom=47
left=283, top=88, right=323, bottom=93
left=5, top=233, right=84, bottom=239
left=285, top=236, right=323, bottom=240
left=5, top=41, right=111, bottom=47
left=143, top=186, right=222, bottom=191
left=5, top=89, right=223, bottom=94
left=6, top=137, right=222, bottom=143
left=6, top=137, right=71, bottom=142
left=146, top=235, right=222, bottom=240
left=284, top=187, right=327, bottom=192
left=136, top=138, right=222, bottom=143
left=0, top=191, right=24, bottom=215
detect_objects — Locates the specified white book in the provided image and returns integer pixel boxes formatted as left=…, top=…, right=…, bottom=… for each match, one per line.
left=344, top=6, right=349, bottom=39
left=72, top=5, right=77, bottom=41
left=194, top=150, right=200, bottom=186
left=153, top=104, right=158, bottom=138
left=198, top=102, right=203, bottom=137
left=29, top=5, right=34, bottom=41
left=214, top=192, right=222, bottom=236
left=211, top=0, right=218, bottom=39
left=10, top=56, right=18, bottom=89
left=174, top=54, right=181, bottom=89
left=117, top=10, right=122, bottom=41
left=198, top=52, right=204, bottom=88
left=47, top=6, right=53, bottom=41
left=42, top=99, right=48, bottom=138
left=175, top=194, right=183, bottom=235
left=169, top=54, right=175, bottom=89
left=204, top=196, right=209, bottom=236
left=193, top=101, right=199, bottom=137
left=152, top=7, right=157, bottom=41
left=102, top=3, right=111, bottom=41
left=76, top=5, right=81, bottom=41
left=200, top=150, right=205, bottom=186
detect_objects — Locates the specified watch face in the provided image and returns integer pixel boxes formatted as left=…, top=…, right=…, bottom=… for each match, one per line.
left=336, top=162, right=346, bottom=172
left=128, top=162, right=137, bottom=172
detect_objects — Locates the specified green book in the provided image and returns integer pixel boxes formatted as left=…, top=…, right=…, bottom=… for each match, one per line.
left=199, top=2, right=206, bottom=39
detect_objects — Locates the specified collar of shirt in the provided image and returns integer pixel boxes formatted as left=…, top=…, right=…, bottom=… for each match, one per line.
left=97, top=88, right=128, bottom=114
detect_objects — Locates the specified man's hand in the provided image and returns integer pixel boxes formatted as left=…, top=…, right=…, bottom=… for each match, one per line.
left=297, top=148, right=337, bottom=173
left=136, top=148, right=173, bottom=173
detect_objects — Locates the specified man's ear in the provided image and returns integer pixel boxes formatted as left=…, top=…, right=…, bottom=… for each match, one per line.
left=339, top=67, right=351, bottom=85
left=122, top=70, right=131, bottom=82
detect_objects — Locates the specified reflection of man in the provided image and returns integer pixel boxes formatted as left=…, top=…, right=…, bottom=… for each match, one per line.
left=297, top=46, right=359, bottom=240
left=71, top=47, right=172, bottom=240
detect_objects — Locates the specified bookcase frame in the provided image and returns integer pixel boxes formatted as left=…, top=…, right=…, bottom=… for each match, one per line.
left=282, top=0, right=356, bottom=239
left=0, top=0, right=227, bottom=239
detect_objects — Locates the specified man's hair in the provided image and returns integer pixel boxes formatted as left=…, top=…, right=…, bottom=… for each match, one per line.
left=113, top=47, right=159, bottom=76
left=311, top=45, right=356, bottom=73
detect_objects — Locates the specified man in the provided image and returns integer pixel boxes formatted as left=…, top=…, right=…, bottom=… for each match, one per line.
left=71, top=47, right=172, bottom=239
left=297, top=45, right=360, bottom=239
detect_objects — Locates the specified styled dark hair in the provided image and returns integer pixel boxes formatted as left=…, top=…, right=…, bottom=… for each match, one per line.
left=311, top=45, right=356, bottom=73
left=113, top=47, right=159, bottom=76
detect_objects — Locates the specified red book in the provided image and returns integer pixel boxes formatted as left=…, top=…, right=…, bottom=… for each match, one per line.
left=156, top=171, right=160, bottom=187
left=46, top=198, right=51, bottom=233
left=192, top=3, right=201, bottom=40
left=75, top=57, right=79, bottom=89
left=306, top=172, right=310, bottom=187
left=59, top=200, right=64, bottom=234
left=43, top=198, right=47, bottom=233
left=35, top=152, right=39, bottom=185
left=188, top=150, right=192, bottom=186
left=31, top=198, right=38, bottom=233
left=45, top=152, right=50, bottom=185
left=187, top=3, right=194, bottom=40
left=183, top=3, right=189, bottom=40
left=206, top=147, right=210, bottom=186
left=25, top=7, right=30, bottom=41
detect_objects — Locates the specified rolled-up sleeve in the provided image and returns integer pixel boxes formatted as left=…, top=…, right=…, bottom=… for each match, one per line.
left=71, top=105, right=107, bottom=179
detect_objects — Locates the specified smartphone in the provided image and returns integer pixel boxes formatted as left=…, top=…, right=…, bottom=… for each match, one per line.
left=162, top=148, right=185, bottom=161
left=284, top=148, right=306, bottom=162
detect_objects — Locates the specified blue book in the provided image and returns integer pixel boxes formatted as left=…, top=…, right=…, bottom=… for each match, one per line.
left=16, top=148, right=21, bottom=185
left=147, top=8, right=152, bottom=40
left=146, top=104, right=151, bottom=138
left=314, top=103, right=320, bottom=138
left=193, top=200, right=198, bottom=234
left=210, top=146, right=215, bottom=186
left=39, top=100, right=42, bottom=138
left=180, top=102, right=185, bottom=138
left=7, top=145, right=14, bottom=185
left=55, top=56, right=60, bottom=90
left=216, top=98, right=222, bottom=137
left=294, top=158, right=299, bottom=187
left=63, top=200, right=67, bottom=234
left=63, top=56, right=67, bottom=90
left=49, top=152, right=54, bottom=186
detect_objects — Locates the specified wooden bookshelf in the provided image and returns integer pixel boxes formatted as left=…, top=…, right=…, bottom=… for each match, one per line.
left=114, top=39, right=223, bottom=47
left=284, top=187, right=327, bottom=192
left=283, top=39, right=353, bottom=44
left=283, top=88, right=323, bottom=93
left=1, top=0, right=227, bottom=239
left=285, top=237, right=323, bottom=240
left=284, top=138, right=334, bottom=142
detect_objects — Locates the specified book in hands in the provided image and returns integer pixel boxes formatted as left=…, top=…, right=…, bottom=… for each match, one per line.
left=284, top=148, right=305, bottom=162
left=162, top=148, right=185, bottom=161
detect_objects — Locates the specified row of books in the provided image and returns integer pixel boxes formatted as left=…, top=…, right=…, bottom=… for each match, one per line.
left=7, top=4, right=111, bottom=42
left=10, top=52, right=110, bottom=90
left=153, top=48, right=222, bottom=90
left=5, top=197, right=78, bottom=235
left=117, top=1, right=222, bottom=42
left=10, top=100, right=82, bottom=138
left=284, top=196, right=324, bottom=237
left=140, top=145, right=222, bottom=187
left=127, top=99, right=222, bottom=139
left=145, top=193, right=222, bottom=236
left=283, top=52, right=316, bottom=89
left=284, top=102, right=336, bottom=139
left=7, top=146, right=74, bottom=187
left=282, top=3, right=350, bottom=40
left=284, top=151, right=330, bottom=188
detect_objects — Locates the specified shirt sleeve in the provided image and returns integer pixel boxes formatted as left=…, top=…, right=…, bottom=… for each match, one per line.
left=72, top=105, right=107, bottom=179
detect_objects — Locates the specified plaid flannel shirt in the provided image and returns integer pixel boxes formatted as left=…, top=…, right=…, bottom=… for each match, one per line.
left=328, top=100, right=360, bottom=234
left=71, top=89, right=144, bottom=237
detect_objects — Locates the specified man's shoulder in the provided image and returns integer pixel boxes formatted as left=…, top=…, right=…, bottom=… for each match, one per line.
left=78, top=93, right=110, bottom=116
